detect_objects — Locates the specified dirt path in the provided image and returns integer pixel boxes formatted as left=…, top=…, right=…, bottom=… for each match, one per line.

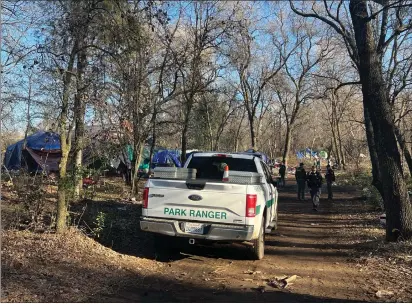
left=96, top=181, right=376, bottom=303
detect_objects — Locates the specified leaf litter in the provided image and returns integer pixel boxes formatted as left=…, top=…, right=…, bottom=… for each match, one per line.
left=1, top=229, right=159, bottom=302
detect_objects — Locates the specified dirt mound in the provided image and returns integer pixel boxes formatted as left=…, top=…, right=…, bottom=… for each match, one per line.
left=1, top=228, right=159, bottom=302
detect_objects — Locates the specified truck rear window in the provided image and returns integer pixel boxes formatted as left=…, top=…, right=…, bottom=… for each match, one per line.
left=187, top=156, right=257, bottom=180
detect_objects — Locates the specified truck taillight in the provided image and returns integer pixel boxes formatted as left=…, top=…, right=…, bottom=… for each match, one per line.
left=212, top=154, right=232, bottom=158
left=246, top=194, right=257, bottom=217
left=143, top=187, right=149, bottom=208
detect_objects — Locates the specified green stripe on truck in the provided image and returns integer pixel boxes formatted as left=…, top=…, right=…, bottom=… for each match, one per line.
left=255, top=198, right=273, bottom=215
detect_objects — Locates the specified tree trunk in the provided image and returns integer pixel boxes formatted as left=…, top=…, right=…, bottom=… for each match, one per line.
left=330, top=99, right=341, bottom=167
left=364, top=107, right=384, bottom=198
left=73, top=47, right=87, bottom=198
left=181, top=120, right=189, bottom=165
left=56, top=38, right=78, bottom=233
left=234, top=110, right=246, bottom=152
left=23, top=75, right=33, bottom=151
left=332, top=129, right=341, bottom=166
left=277, top=111, right=282, bottom=156
left=132, top=141, right=143, bottom=195
left=181, top=93, right=195, bottom=164
left=394, top=125, right=412, bottom=178
left=213, top=130, right=221, bottom=151
left=282, top=124, right=292, bottom=165
left=149, top=110, right=157, bottom=170
left=205, top=103, right=214, bottom=151
left=327, top=140, right=333, bottom=162
left=56, top=153, right=68, bottom=232
left=310, top=135, right=317, bottom=161
left=350, top=0, right=412, bottom=241
left=336, top=121, right=346, bottom=170
left=249, top=116, right=257, bottom=150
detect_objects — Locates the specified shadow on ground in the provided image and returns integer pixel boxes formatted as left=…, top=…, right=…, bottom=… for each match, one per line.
left=70, top=179, right=376, bottom=263
left=92, top=268, right=362, bottom=303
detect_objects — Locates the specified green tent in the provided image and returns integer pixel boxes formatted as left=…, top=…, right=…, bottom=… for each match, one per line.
left=319, top=151, right=328, bottom=159
left=126, top=145, right=134, bottom=161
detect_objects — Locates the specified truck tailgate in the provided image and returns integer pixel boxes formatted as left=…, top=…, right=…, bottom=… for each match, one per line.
left=146, top=179, right=246, bottom=224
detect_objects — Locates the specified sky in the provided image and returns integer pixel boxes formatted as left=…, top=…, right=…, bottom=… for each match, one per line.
left=1, top=0, right=410, bottom=136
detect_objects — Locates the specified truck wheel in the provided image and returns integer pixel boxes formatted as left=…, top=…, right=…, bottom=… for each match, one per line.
left=250, top=218, right=265, bottom=260
left=153, top=235, right=180, bottom=260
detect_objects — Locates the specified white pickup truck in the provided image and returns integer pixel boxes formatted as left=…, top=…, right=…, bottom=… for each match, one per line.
left=140, top=152, right=278, bottom=260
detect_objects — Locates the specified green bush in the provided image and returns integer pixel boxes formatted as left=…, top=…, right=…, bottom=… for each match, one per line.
left=92, top=211, right=107, bottom=239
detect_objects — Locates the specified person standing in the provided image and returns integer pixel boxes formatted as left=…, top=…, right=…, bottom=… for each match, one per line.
left=307, top=166, right=323, bottom=211
left=279, top=162, right=286, bottom=187
left=295, top=163, right=306, bottom=200
left=325, top=164, right=335, bottom=200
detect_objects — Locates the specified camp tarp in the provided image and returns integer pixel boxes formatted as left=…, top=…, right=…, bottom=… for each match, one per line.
left=26, top=147, right=60, bottom=171
left=296, top=151, right=305, bottom=159
left=152, top=150, right=181, bottom=167
left=319, top=151, right=328, bottom=159
left=4, top=141, right=24, bottom=170
left=3, top=131, right=61, bottom=172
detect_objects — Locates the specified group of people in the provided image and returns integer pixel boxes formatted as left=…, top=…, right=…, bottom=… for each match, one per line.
left=295, top=163, right=335, bottom=211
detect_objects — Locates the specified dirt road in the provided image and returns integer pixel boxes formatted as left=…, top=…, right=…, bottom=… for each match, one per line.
left=97, top=181, right=375, bottom=303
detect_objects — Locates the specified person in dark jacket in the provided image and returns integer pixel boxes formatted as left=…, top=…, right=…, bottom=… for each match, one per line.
left=279, top=163, right=286, bottom=187
left=325, top=165, right=335, bottom=200
left=295, top=163, right=306, bottom=200
left=307, top=166, right=323, bottom=211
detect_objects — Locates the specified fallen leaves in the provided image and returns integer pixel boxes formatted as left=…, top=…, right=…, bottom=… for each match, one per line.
left=1, top=229, right=159, bottom=303
left=267, top=275, right=298, bottom=289
left=211, top=261, right=233, bottom=274
left=243, top=270, right=261, bottom=275
left=376, top=290, right=394, bottom=298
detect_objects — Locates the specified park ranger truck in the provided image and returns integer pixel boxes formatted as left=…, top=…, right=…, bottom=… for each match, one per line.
left=140, top=152, right=278, bottom=260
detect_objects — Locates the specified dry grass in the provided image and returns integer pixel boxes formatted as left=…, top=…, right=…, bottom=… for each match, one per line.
left=1, top=175, right=154, bottom=302
left=330, top=197, right=412, bottom=302
left=1, top=228, right=160, bottom=303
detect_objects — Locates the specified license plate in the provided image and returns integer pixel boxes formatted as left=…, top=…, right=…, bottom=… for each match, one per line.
left=184, top=222, right=204, bottom=234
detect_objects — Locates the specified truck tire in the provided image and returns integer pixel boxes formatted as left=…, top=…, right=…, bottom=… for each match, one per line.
left=153, top=234, right=180, bottom=260
left=250, top=218, right=265, bottom=260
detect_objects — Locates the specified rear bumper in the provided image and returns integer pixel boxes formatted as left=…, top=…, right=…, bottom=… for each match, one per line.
left=140, top=217, right=254, bottom=241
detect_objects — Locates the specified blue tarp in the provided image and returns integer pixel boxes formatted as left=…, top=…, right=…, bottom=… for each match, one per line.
left=152, top=150, right=181, bottom=167
left=296, top=148, right=325, bottom=159
left=305, top=148, right=318, bottom=158
left=3, top=131, right=61, bottom=171
left=296, top=151, right=305, bottom=159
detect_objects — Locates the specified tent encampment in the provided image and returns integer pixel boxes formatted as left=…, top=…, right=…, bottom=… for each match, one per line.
left=3, top=131, right=61, bottom=172
left=152, top=150, right=181, bottom=168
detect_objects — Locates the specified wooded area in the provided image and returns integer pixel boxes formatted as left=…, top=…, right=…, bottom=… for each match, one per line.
left=1, top=0, right=412, bottom=242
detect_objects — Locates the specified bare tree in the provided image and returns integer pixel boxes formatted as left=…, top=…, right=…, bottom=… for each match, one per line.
left=226, top=4, right=301, bottom=150
left=175, top=1, right=236, bottom=163
left=39, top=0, right=106, bottom=232
left=271, top=13, right=332, bottom=165
left=290, top=0, right=412, bottom=241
